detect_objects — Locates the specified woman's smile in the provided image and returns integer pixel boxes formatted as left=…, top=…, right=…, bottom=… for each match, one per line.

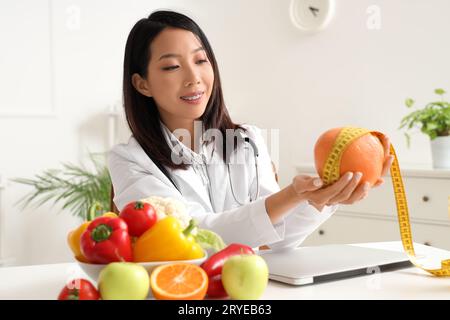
left=180, top=91, right=204, bottom=104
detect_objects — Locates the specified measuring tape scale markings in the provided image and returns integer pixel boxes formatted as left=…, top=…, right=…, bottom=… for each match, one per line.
left=322, top=127, right=450, bottom=277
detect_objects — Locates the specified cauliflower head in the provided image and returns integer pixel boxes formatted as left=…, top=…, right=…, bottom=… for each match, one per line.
left=140, top=196, right=192, bottom=229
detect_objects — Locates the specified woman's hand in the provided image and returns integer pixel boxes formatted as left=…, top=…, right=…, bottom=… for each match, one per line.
left=291, top=135, right=395, bottom=211
left=291, top=173, right=365, bottom=211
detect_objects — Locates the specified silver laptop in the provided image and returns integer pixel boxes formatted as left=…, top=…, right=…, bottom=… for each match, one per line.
left=258, top=244, right=412, bottom=285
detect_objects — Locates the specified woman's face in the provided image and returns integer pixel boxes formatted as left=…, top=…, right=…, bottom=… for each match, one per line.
left=133, top=28, right=214, bottom=127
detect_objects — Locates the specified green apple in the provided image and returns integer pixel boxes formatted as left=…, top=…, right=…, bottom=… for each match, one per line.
left=98, top=262, right=149, bottom=300
left=221, top=254, right=269, bottom=300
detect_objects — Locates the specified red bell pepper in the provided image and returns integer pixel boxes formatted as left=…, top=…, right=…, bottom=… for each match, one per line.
left=80, top=216, right=133, bottom=264
left=200, top=243, right=254, bottom=298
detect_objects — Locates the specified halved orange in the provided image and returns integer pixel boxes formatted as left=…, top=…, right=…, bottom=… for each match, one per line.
left=150, top=263, right=208, bottom=300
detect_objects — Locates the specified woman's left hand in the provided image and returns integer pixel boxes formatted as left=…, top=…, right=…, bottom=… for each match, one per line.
left=323, top=135, right=395, bottom=206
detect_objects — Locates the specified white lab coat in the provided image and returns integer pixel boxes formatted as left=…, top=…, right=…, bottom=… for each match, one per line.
left=108, top=122, right=338, bottom=250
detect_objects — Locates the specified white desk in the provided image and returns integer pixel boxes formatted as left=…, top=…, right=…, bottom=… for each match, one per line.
left=1, top=242, right=449, bottom=300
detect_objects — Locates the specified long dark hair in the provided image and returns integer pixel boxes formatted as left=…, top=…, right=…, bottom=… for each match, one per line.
left=123, top=10, right=245, bottom=176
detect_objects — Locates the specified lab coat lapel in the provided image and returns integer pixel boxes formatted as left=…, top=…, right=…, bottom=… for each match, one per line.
left=171, top=167, right=214, bottom=212
left=159, top=122, right=214, bottom=211
left=126, top=135, right=214, bottom=212
left=127, top=138, right=177, bottom=190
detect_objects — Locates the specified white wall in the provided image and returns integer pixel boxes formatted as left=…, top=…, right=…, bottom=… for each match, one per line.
left=1, top=0, right=449, bottom=266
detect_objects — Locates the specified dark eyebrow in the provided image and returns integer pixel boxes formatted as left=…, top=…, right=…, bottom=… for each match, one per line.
left=158, top=47, right=205, bottom=61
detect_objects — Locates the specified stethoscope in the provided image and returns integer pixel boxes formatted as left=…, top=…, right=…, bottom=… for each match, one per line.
left=225, top=134, right=260, bottom=206
left=167, top=130, right=260, bottom=208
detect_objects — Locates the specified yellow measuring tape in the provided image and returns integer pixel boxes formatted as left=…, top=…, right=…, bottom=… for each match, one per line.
left=322, top=126, right=450, bottom=277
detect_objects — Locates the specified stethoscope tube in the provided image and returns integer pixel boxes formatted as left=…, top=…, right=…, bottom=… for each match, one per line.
left=226, top=136, right=260, bottom=205
left=166, top=131, right=260, bottom=208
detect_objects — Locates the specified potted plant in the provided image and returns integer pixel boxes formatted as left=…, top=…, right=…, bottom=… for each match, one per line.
left=399, top=88, right=450, bottom=169
left=12, top=153, right=112, bottom=221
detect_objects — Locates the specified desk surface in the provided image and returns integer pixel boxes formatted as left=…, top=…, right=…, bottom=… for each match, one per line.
left=1, top=242, right=449, bottom=300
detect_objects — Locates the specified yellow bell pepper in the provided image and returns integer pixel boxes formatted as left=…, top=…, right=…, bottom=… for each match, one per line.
left=67, top=211, right=117, bottom=263
left=67, top=221, right=90, bottom=263
left=133, top=216, right=204, bottom=262
left=102, top=212, right=118, bottom=218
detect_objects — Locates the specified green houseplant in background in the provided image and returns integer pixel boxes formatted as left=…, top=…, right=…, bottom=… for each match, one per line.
left=12, top=153, right=112, bottom=221
left=399, top=88, right=450, bottom=169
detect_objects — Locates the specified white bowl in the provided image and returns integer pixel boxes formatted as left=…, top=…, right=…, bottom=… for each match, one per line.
left=76, top=252, right=208, bottom=283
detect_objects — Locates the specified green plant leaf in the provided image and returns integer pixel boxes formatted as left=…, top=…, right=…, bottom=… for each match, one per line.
left=399, top=89, right=450, bottom=143
left=405, top=98, right=414, bottom=108
left=435, top=88, right=446, bottom=96
left=11, top=153, right=112, bottom=221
